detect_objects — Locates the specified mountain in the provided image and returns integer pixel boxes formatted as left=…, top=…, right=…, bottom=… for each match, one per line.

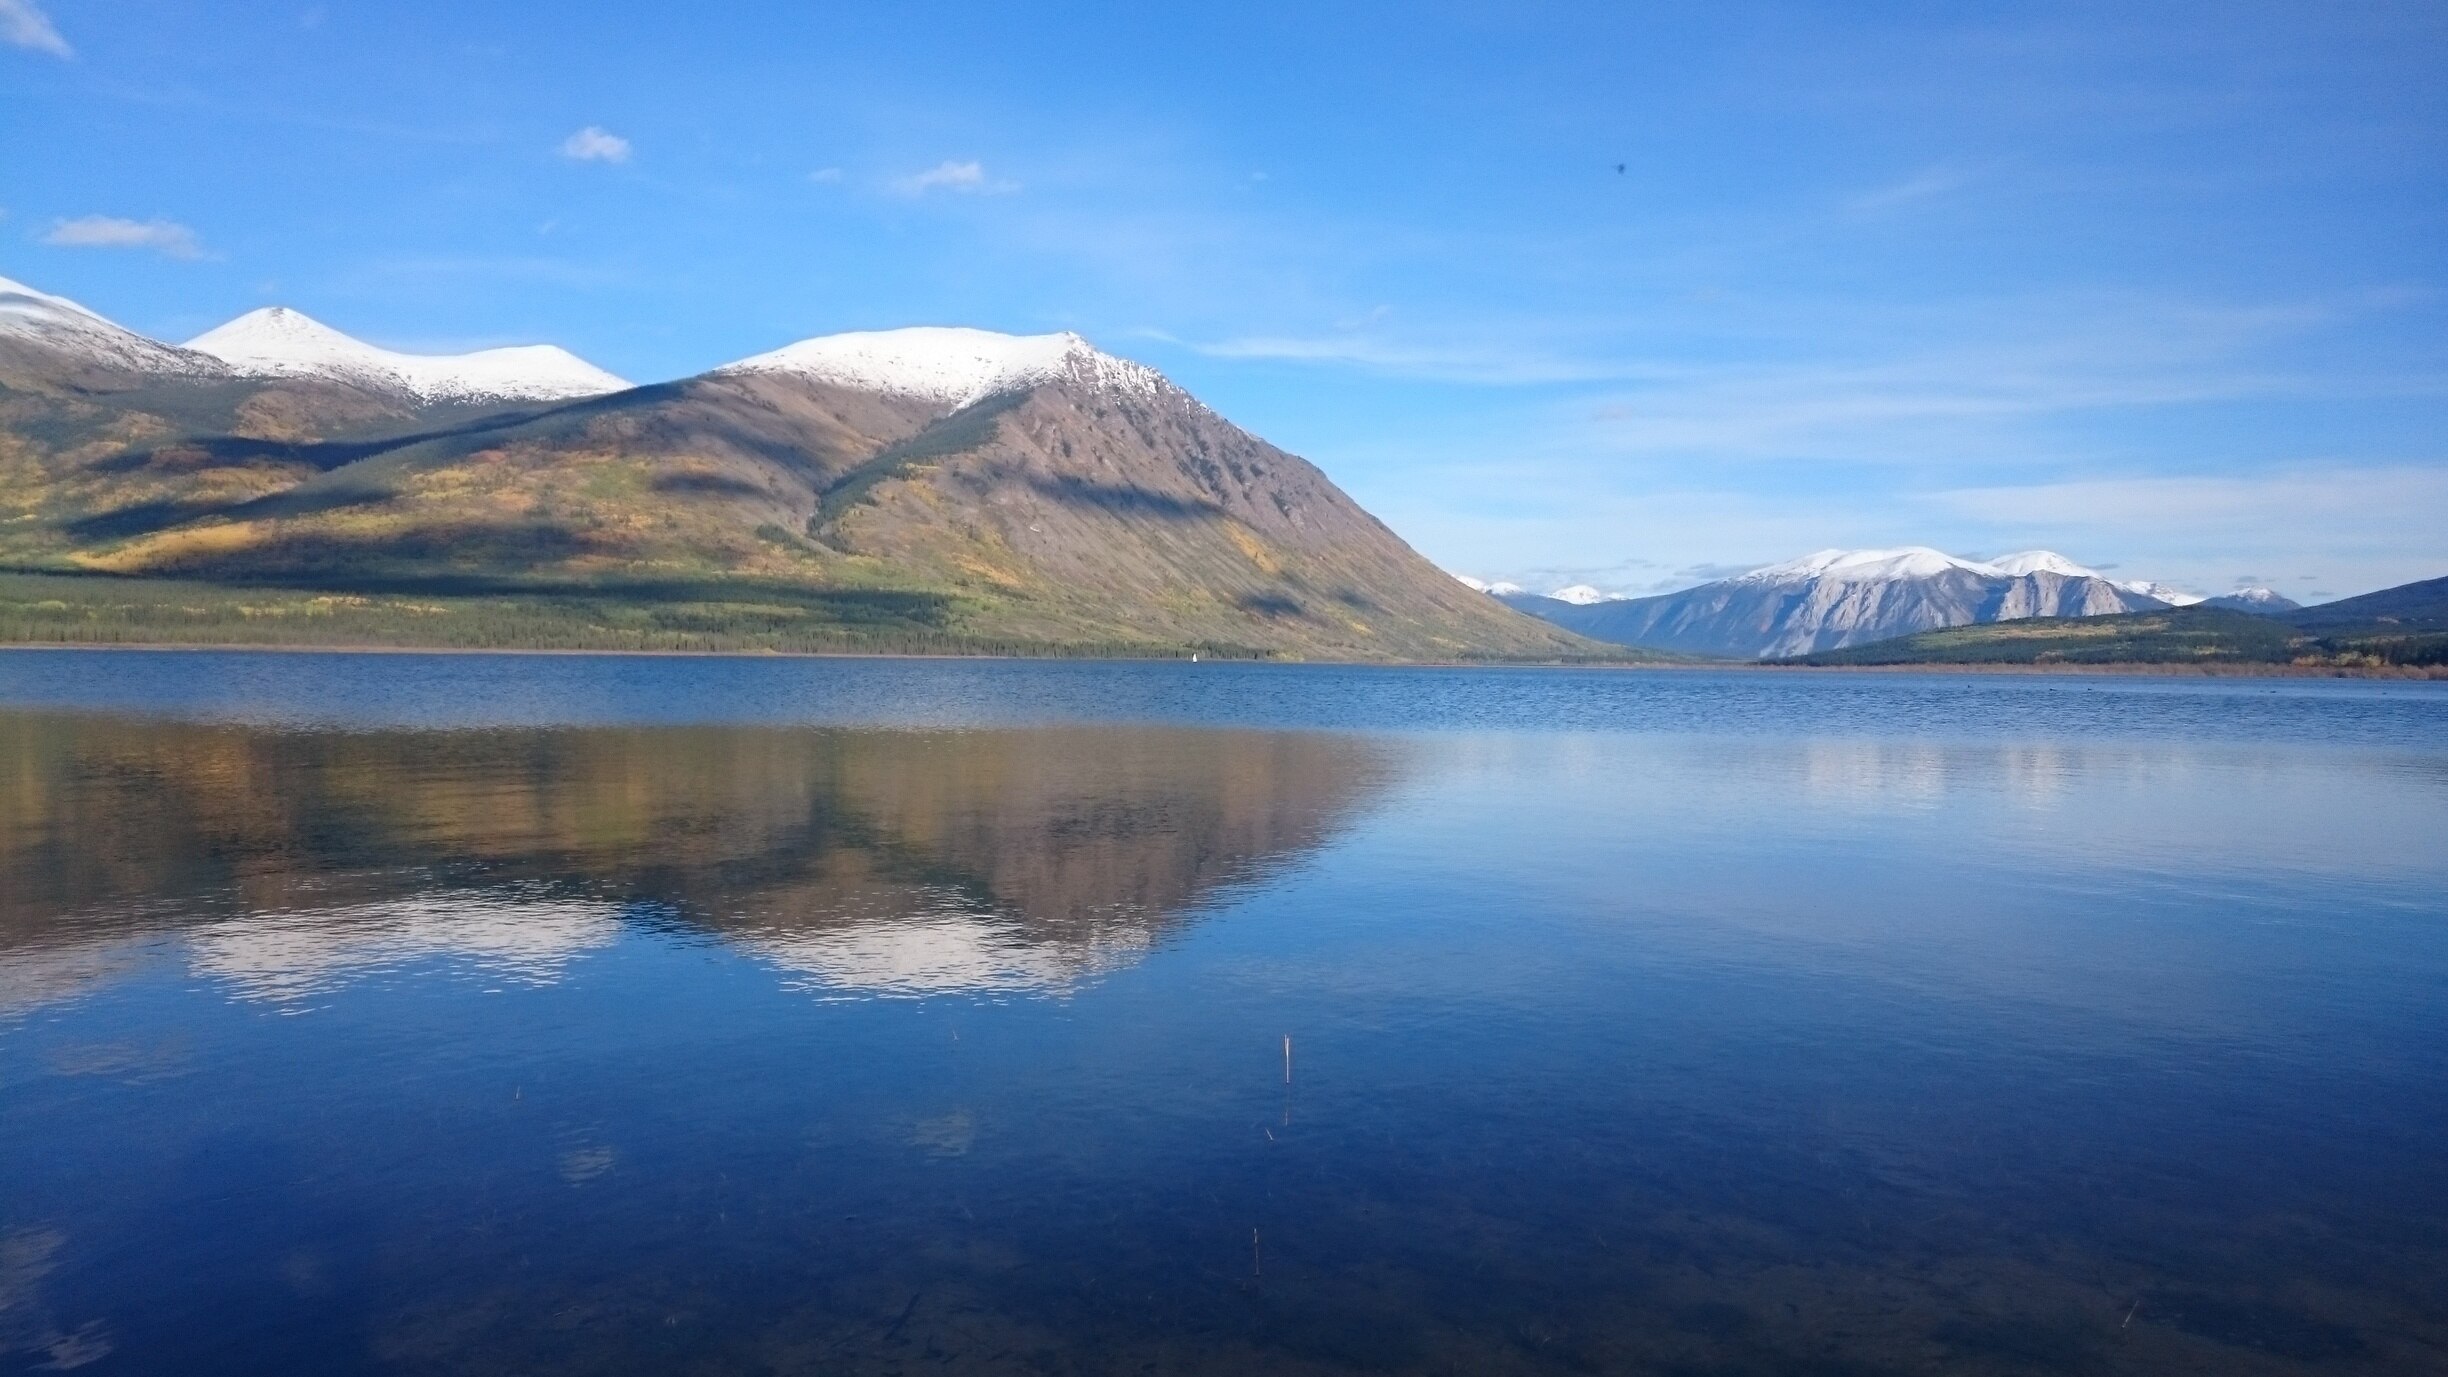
left=2201, top=587, right=2300, bottom=614
left=1987, top=549, right=2209, bottom=604
left=0, top=277, right=1602, bottom=660
left=1, top=274, right=227, bottom=389
left=1987, top=550, right=2097, bottom=578
left=2, top=281, right=618, bottom=590
left=2284, top=574, right=2448, bottom=635
left=1503, top=547, right=2167, bottom=658
left=187, top=307, right=629, bottom=404
left=1546, top=584, right=1617, bottom=605
left=1788, top=574, right=2448, bottom=670
left=715, top=325, right=1160, bottom=404
left=2114, top=580, right=2205, bottom=606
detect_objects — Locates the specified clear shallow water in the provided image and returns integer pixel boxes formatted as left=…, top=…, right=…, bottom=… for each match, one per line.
left=1, top=652, right=2443, bottom=1375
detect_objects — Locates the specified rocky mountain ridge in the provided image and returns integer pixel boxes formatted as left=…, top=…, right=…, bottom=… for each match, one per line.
left=1491, top=546, right=2171, bottom=658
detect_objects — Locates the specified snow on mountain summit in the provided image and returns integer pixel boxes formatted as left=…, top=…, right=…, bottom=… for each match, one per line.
left=1, top=274, right=225, bottom=377
left=1739, top=547, right=1999, bottom=584
left=186, top=307, right=629, bottom=403
left=2201, top=586, right=2299, bottom=612
left=2113, top=579, right=2203, bottom=606
left=1989, top=550, right=2101, bottom=579
left=716, top=327, right=1169, bottom=406
left=1549, top=584, right=1615, bottom=605
left=1737, top=547, right=2197, bottom=599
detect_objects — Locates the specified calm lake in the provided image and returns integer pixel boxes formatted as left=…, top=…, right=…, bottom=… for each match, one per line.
left=1, top=652, right=2443, bottom=1376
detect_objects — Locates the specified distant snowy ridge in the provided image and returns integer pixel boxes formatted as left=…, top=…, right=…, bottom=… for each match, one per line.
left=1450, top=572, right=1627, bottom=602
left=187, top=307, right=629, bottom=403
left=1739, top=546, right=2090, bottom=584
left=1737, top=547, right=2205, bottom=604
left=1992, top=551, right=2205, bottom=604
left=0, top=274, right=226, bottom=377
left=1548, top=584, right=1619, bottom=605
left=717, top=326, right=1171, bottom=407
left=2202, top=586, right=2299, bottom=613
left=1736, top=546, right=1998, bottom=584
left=1988, top=550, right=2098, bottom=578
left=1503, top=545, right=2181, bottom=659
left=1451, top=573, right=1527, bottom=596
left=2120, top=580, right=2205, bottom=606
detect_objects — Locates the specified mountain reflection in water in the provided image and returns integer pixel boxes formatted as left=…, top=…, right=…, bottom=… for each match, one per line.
left=0, top=716, right=1396, bottom=1005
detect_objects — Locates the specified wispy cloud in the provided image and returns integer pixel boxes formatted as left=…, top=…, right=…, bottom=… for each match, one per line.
left=0, top=0, right=70, bottom=57
left=41, top=215, right=209, bottom=259
left=1187, top=332, right=1676, bottom=387
left=1846, top=165, right=1973, bottom=215
left=559, top=126, right=631, bottom=164
left=1918, top=465, right=2448, bottom=596
left=1431, top=290, right=2433, bottom=467
left=808, top=167, right=843, bottom=184
left=1927, top=465, right=2448, bottom=533
left=1188, top=290, right=2426, bottom=423
left=889, top=160, right=1018, bottom=196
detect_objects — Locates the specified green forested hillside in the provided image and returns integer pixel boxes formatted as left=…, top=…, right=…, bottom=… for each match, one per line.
left=1789, top=602, right=2448, bottom=669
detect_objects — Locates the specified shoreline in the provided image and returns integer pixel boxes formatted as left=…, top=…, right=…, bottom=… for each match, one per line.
left=0, top=640, right=2439, bottom=679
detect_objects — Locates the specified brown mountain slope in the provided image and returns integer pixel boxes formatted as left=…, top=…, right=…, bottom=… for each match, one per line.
left=804, top=374, right=1579, bottom=656
left=10, top=341, right=1600, bottom=659
left=0, top=362, right=581, bottom=569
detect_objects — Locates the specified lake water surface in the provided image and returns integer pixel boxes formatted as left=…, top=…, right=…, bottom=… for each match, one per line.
left=1, top=652, right=2443, bottom=1375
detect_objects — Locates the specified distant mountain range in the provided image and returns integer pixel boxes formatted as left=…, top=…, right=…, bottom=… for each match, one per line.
left=2200, top=587, right=2301, bottom=614
left=0, top=274, right=1599, bottom=660
left=1481, top=547, right=2180, bottom=658
left=1793, top=575, right=2447, bottom=670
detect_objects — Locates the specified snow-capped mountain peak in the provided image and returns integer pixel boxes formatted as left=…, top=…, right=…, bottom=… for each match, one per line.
left=1509, top=544, right=2185, bottom=659
left=715, top=326, right=1170, bottom=406
left=1988, top=549, right=2101, bottom=579
left=1739, top=547, right=1997, bottom=585
left=2113, top=579, right=2204, bottom=606
left=186, top=307, right=629, bottom=403
left=1548, top=584, right=1613, bottom=605
left=0, top=274, right=225, bottom=377
left=2198, top=586, right=2300, bottom=613
left=1737, top=546, right=2196, bottom=598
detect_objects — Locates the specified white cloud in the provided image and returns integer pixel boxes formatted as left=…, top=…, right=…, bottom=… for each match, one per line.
left=559, top=126, right=631, bottom=164
left=890, top=160, right=1017, bottom=196
left=0, top=0, right=71, bottom=57
left=808, top=167, right=843, bottom=183
left=40, top=215, right=208, bottom=259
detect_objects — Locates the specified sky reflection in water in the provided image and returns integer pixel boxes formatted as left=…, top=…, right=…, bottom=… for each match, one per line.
left=0, top=654, right=2443, bottom=1375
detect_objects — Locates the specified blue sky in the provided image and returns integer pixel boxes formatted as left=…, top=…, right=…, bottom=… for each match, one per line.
left=4, top=0, right=2443, bottom=600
